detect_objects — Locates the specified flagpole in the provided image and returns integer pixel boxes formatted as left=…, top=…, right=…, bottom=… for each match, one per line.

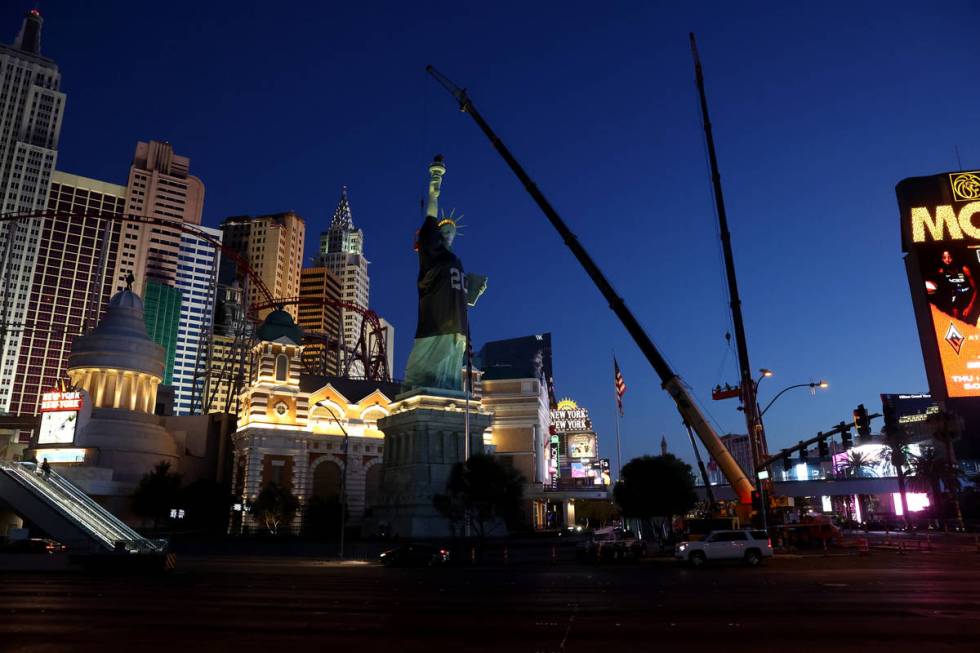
left=463, top=327, right=472, bottom=539
left=614, top=391, right=623, bottom=481
left=613, top=354, right=624, bottom=481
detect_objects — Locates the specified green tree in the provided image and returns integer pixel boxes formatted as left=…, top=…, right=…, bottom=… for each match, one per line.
left=251, top=483, right=299, bottom=535
left=132, top=461, right=182, bottom=530
left=434, top=454, right=525, bottom=542
left=613, top=454, right=696, bottom=543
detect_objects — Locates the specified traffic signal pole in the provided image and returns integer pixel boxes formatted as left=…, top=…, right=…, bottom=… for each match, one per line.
left=756, top=413, right=881, bottom=473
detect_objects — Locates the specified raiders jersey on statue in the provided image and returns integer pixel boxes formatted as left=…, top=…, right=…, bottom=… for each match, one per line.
left=415, top=215, right=468, bottom=338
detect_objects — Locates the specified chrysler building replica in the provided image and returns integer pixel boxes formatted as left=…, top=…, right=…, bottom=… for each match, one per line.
left=318, top=188, right=371, bottom=374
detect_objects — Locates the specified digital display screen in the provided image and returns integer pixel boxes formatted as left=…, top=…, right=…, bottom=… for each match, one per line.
left=570, top=463, right=588, bottom=478
left=899, top=170, right=980, bottom=398
left=37, top=410, right=78, bottom=444
left=916, top=244, right=980, bottom=396
left=566, top=433, right=596, bottom=459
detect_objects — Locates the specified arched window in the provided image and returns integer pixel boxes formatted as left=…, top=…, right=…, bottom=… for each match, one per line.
left=313, top=461, right=342, bottom=501
left=275, top=354, right=289, bottom=382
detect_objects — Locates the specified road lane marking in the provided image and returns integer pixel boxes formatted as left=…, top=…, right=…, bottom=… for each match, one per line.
left=558, top=603, right=578, bottom=651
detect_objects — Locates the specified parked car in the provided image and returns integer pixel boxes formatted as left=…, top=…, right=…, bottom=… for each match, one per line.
left=674, top=529, right=772, bottom=567
left=379, top=543, right=450, bottom=567
left=577, top=527, right=646, bottom=561
left=0, top=538, right=67, bottom=554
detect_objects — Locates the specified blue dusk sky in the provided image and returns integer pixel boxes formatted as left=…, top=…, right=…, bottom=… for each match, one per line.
left=7, top=1, right=980, bottom=469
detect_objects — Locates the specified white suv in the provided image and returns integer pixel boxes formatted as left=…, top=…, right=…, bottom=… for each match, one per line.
left=674, top=530, right=773, bottom=567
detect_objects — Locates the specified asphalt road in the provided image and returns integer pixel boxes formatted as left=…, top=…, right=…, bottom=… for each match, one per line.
left=2, top=551, right=979, bottom=653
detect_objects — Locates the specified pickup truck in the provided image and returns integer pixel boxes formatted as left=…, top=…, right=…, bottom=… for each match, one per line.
left=674, top=529, right=772, bottom=567
left=577, top=527, right=646, bottom=561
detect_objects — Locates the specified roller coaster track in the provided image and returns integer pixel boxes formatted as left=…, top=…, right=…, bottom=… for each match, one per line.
left=0, top=210, right=391, bottom=416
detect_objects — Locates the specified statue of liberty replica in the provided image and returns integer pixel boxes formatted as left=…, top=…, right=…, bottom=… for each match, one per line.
left=373, top=155, right=492, bottom=538
left=403, top=154, right=487, bottom=391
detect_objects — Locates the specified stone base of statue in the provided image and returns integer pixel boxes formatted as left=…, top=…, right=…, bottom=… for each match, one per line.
left=370, top=388, right=492, bottom=539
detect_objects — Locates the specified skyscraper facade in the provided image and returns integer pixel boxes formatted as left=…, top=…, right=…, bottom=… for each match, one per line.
left=318, top=189, right=369, bottom=353
left=0, top=10, right=66, bottom=413
left=6, top=172, right=125, bottom=416
left=111, top=140, right=204, bottom=294
left=171, top=225, right=222, bottom=415
left=298, top=266, right=343, bottom=376
left=142, top=282, right=181, bottom=385
left=112, top=140, right=205, bottom=386
left=219, top=211, right=305, bottom=320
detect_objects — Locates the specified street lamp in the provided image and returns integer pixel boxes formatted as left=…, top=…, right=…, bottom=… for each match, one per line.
left=315, top=400, right=349, bottom=559
left=760, top=381, right=829, bottom=417
left=751, top=371, right=827, bottom=518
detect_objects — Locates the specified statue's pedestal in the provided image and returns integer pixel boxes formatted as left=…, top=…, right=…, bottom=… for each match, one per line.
left=373, top=388, right=492, bottom=538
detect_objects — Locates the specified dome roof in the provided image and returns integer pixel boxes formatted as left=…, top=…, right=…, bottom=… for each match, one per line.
left=109, top=289, right=144, bottom=311
left=67, top=289, right=165, bottom=378
left=256, top=309, right=303, bottom=344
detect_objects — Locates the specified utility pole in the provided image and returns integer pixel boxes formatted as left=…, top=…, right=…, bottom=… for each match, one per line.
left=690, top=34, right=767, bottom=529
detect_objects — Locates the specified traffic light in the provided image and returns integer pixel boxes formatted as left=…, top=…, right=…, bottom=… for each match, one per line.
left=817, top=435, right=829, bottom=458
left=840, top=429, right=853, bottom=450
left=853, top=404, right=871, bottom=441
left=798, top=440, right=808, bottom=463
left=781, top=449, right=792, bottom=471
left=751, top=490, right=762, bottom=512
left=881, top=395, right=898, bottom=436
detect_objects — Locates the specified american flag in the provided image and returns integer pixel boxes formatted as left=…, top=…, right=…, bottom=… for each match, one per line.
left=614, top=357, right=627, bottom=416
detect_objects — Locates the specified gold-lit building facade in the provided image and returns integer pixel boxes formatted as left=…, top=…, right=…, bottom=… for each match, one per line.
left=230, top=311, right=397, bottom=531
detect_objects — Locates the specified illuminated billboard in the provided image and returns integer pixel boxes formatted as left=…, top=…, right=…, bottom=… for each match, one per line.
left=36, top=388, right=90, bottom=447
left=40, top=390, right=83, bottom=412
left=899, top=171, right=980, bottom=399
left=566, top=433, right=596, bottom=459
left=550, top=398, right=592, bottom=434
left=38, top=410, right=79, bottom=444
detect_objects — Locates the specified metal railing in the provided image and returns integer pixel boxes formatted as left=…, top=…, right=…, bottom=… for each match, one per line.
left=0, top=462, right=163, bottom=553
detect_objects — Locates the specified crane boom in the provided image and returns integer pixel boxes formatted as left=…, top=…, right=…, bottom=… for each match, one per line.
left=425, top=65, right=754, bottom=504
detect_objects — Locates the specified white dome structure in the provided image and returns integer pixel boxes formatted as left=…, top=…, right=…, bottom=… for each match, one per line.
left=67, top=288, right=165, bottom=412
left=59, top=288, right=178, bottom=488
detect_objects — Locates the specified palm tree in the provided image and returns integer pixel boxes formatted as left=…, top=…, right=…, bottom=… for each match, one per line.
left=907, top=447, right=967, bottom=527
left=835, top=451, right=877, bottom=526
left=837, top=450, right=876, bottom=479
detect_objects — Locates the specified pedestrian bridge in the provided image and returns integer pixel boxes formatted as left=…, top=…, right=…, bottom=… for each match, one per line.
left=698, top=477, right=902, bottom=501
left=0, top=461, right=164, bottom=554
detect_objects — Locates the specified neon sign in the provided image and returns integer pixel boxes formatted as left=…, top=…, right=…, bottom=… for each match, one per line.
left=549, top=398, right=592, bottom=433
left=40, top=390, right=82, bottom=412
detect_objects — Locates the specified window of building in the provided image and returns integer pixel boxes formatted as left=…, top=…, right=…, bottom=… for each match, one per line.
left=275, top=354, right=289, bottom=381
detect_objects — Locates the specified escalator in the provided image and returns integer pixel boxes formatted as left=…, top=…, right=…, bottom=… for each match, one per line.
left=0, top=461, right=165, bottom=555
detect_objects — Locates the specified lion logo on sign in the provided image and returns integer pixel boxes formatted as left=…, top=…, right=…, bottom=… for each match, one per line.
left=950, top=172, right=980, bottom=202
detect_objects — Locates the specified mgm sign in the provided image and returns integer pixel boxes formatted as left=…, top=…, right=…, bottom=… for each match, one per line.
left=899, top=171, right=980, bottom=400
